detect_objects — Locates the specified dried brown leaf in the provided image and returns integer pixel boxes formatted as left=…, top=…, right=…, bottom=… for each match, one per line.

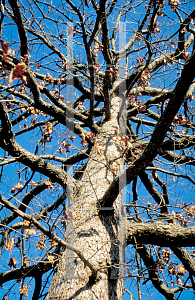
left=19, top=284, right=28, bottom=296
left=15, top=236, right=21, bottom=249
left=36, top=234, right=46, bottom=250
left=8, top=256, right=17, bottom=268
left=8, top=62, right=27, bottom=85
left=5, top=237, right=14, bottom=252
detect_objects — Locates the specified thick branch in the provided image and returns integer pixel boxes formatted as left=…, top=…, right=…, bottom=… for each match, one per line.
left=8, top=0, right=28, bottom=57
left=127, top=221, right=195, bottom=247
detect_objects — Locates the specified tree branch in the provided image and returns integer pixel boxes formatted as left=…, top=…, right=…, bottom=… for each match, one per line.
left=8, top=0, right=28, bottom=57
left=127, top=221, right=195, bottom=247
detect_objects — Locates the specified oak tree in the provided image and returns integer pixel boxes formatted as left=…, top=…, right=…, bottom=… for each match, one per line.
left=1, top=0, right=195, bottom=299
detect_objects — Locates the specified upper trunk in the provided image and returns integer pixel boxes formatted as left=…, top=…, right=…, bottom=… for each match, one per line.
left=47, top=97, right=126, bottom=300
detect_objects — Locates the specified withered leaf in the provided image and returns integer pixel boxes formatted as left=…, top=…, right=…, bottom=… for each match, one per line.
left=8, top=256, right=17, bottom=268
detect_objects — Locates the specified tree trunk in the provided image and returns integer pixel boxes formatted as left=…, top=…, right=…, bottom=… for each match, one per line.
left=47, top=96, right=125, bottom=299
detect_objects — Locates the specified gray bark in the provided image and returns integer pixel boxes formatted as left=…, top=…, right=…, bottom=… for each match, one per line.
left=47, top=97, right=126, bottom=300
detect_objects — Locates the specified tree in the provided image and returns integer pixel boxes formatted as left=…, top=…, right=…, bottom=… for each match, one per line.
left=0, top=0, right=195, bottom=299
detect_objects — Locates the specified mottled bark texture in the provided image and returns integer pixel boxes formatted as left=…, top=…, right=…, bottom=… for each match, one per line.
left=47, top=97, right=126, bottom=300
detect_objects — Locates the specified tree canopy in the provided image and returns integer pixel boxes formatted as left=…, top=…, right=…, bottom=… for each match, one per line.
left=1, top=0, right=195, bottom=299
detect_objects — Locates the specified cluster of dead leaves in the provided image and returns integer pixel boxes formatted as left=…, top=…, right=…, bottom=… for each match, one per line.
left=6, top=243, right=29, bottom=269
left=172, top=113, right=186, bottom=125
left=137, top=68, right=151, bottom=87
left=21, top=106, right=49, bottom=131
left=172, top=211, right=188, bottom=227
left=11, top=182, right=23, bottom=193
left=30, top=181, right=38, bottom=189
left=169, top=0, right=179, bottom=10
left=128, top=95, right=147, bottom=113
left=57, top=135, right=75, bottom=154
left=0, top=39, right=12, bottom=62
left=161, top=248, right=172, bottom=263
left=44, top=179, right=55, bottom=191
left=25, top=106, right=47, bottom=129
left=57, top=139, right=72, bottom=154
left=38, top=80, right=46, bottom=87
left=43, top=121, right=53, bottom=135
left=0, top=39, right=30, bottom=85
left=36, top=233, right=47, bottom=250
left=21, top=220, right=37, bottom=236
left=3, top=97, right=14, bottom=109
left=61, top=59, right=67, bottom=71
left=19, top=284, right=28, bottom=296
left=5, top=237, right=15, bottom=253
left=59, top=140, right=71, bottom=153
left=108, top=67, right=117, bottom=77
left=45, top=72, right=54, bottom=84
left=172, top=113, right=192, bottom=126
left=5, top=232, right=59, bottom=271
left=163, top=56, right=176, bottom=68
left=168, top=264, right=187, bottom=286
left=17, top=231, right=56, bottom=253
left=153, top=248, right=187, bottom=286
left=182, top=203, right=195, bottom=218
left=43, top=121, right=53, bottom=142
left=4, top=284, right=28, bottom=297
left=9, top=254, right=30, bottom=270
left=26, top=106, right=47, bottom=117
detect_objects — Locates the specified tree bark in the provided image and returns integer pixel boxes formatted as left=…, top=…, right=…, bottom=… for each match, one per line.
left=47, top=97, right=126, bottom=300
